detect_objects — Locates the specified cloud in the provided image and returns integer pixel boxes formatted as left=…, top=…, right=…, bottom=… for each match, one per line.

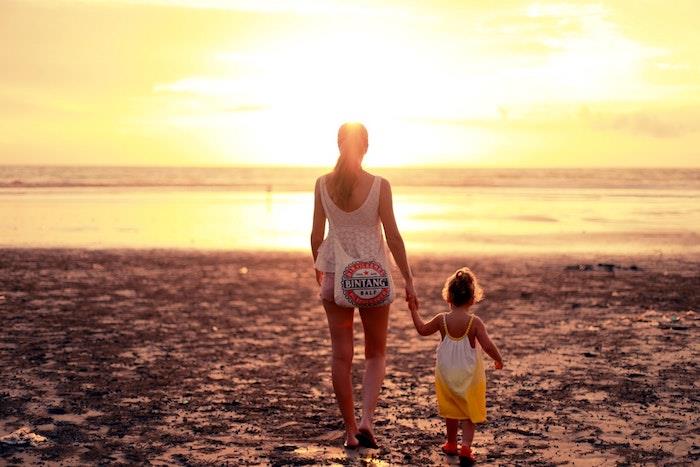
left=224, top=104, right=268, bottom=113
left=402, top=112, right=568, bottom=132
left=580, top=106, right=700, bottom=138
left=43, top=0, right=409, bottom=18
left=526, top=2, right=606, bottom=19
left=408, top=104, right=700, bottom=140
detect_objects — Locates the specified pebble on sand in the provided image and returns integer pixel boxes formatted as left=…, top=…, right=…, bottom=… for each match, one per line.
left=0, top=428, right=48, bottom=447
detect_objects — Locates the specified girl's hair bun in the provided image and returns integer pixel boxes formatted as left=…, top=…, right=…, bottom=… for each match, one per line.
left=442, top=267, right=483, bottom=306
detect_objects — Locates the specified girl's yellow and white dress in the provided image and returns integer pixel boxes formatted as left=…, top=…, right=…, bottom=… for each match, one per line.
left=435, top=314, right=487, bottom=422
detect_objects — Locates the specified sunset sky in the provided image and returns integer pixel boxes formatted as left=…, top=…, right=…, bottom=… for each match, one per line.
left=1, top=0, right=699, bottom=167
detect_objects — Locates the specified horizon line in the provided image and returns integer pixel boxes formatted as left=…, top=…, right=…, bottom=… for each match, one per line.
left=2, top=163, right=700, bottom=171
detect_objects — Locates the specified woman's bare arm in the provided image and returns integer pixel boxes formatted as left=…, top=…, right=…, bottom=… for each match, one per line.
left=378, top=178, right=411, bottom=283
left=378, top=178, right=418, bottom=309
left=310, top=178, right=326, bottom=284
left=474, top=317, right=503, bottom=367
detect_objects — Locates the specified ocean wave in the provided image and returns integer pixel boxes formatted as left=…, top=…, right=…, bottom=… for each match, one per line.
left=1, top=166, right=699, bottom=191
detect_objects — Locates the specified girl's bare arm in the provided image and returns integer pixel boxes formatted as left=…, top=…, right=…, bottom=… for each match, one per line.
left=474, top=317, right=503, bottom=366
left=411, top=308, right=442, bottom=336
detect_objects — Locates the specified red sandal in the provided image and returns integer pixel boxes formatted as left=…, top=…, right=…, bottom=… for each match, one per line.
left=441, top=442, right=458, bottom=455
left=459, top=446, right=477, bottom=463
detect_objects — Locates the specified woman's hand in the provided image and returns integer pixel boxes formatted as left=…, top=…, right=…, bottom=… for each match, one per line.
left=405, top=282, right=419, bottom=312
left=315, top=269, right=323, bottom=286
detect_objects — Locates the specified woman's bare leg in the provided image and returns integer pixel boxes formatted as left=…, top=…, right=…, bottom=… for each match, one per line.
left=357, top=304, right=390, bottom=437
left=322, top=299, right=358, bottom=446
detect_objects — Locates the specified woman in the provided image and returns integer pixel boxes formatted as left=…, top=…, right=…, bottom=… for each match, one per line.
left=310, top=122, right=418, bottom=449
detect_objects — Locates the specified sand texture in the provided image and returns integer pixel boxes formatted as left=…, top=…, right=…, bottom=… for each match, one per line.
left=1, top=249, right=699, bottom=466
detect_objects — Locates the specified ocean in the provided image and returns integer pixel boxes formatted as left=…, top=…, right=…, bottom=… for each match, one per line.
left=1, top=165, right=698, bottom=255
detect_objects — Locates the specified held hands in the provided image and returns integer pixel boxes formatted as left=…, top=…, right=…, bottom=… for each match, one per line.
left=315, top=269, right=323, bottom=286
left=405, top=282, right=419, bottom=312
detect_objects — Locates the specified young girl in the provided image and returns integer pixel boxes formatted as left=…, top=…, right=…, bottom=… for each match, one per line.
left=409, top=267, right=503, bottom=463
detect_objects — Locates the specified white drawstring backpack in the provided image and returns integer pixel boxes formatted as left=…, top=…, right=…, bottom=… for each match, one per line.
left=332, top=237, right=394, bottom=308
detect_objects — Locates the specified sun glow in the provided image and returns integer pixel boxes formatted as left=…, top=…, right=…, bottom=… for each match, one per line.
left=144, top=1, right=663, bottom=167
left=153, top=22, right=492, bottom=167
left=3, top=0, right=700, bottom=167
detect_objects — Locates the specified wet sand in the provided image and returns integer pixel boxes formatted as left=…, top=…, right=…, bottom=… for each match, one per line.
left=0, top=248, right=698, bottom=465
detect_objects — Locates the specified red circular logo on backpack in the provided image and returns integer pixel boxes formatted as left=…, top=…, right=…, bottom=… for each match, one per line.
left=341, top=260, right=390, bottom=307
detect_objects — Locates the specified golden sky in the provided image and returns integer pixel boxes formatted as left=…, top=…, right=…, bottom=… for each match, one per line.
left=1, top=0, right=699, bottom=167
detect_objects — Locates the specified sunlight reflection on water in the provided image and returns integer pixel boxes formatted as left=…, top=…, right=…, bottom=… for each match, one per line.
left=1, top=185, right=698, bottom=254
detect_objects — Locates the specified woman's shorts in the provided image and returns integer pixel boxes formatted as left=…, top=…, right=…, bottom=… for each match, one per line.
left=319, top=272, right=335, bottom=302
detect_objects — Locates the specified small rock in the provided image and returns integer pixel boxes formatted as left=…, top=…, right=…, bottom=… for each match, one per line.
left=0, top=427, right=48, bottom=447
left=114, top=289, right=137, bottom=298
left=583, top=351, right=598, bottom=358
left=92, top=295, right=112, bottom=302
left=278, top=421, right=298, bottom=429
left=274, top=444, right=297, bottom=452
left=239, top=267, right=249, bottom=275
left=658, top=322, right=689, bottom=331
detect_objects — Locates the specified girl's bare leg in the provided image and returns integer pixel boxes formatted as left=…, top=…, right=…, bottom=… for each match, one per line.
left=323, top=299, right=358, bottom=446
left=461, top=419, right=475, bottom=450
left=446, top=418, right=458, bottom=445
left=357, top=304, right=390, bottom=437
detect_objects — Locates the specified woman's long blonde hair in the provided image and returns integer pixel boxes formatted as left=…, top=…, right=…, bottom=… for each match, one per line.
left=328, top=122, right=368, bottom=209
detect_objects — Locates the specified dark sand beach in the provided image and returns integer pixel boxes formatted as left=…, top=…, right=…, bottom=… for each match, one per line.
left=1, top=248, right=698, bottom=465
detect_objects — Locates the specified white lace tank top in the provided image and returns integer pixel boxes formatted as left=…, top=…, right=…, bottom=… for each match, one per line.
left=314, top=174, right=389, bottom=272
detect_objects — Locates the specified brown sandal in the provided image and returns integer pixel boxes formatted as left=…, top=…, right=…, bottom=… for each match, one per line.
left=355, top=429, right=379, bottom=449
left=343, top=441, right=360, bottom=450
